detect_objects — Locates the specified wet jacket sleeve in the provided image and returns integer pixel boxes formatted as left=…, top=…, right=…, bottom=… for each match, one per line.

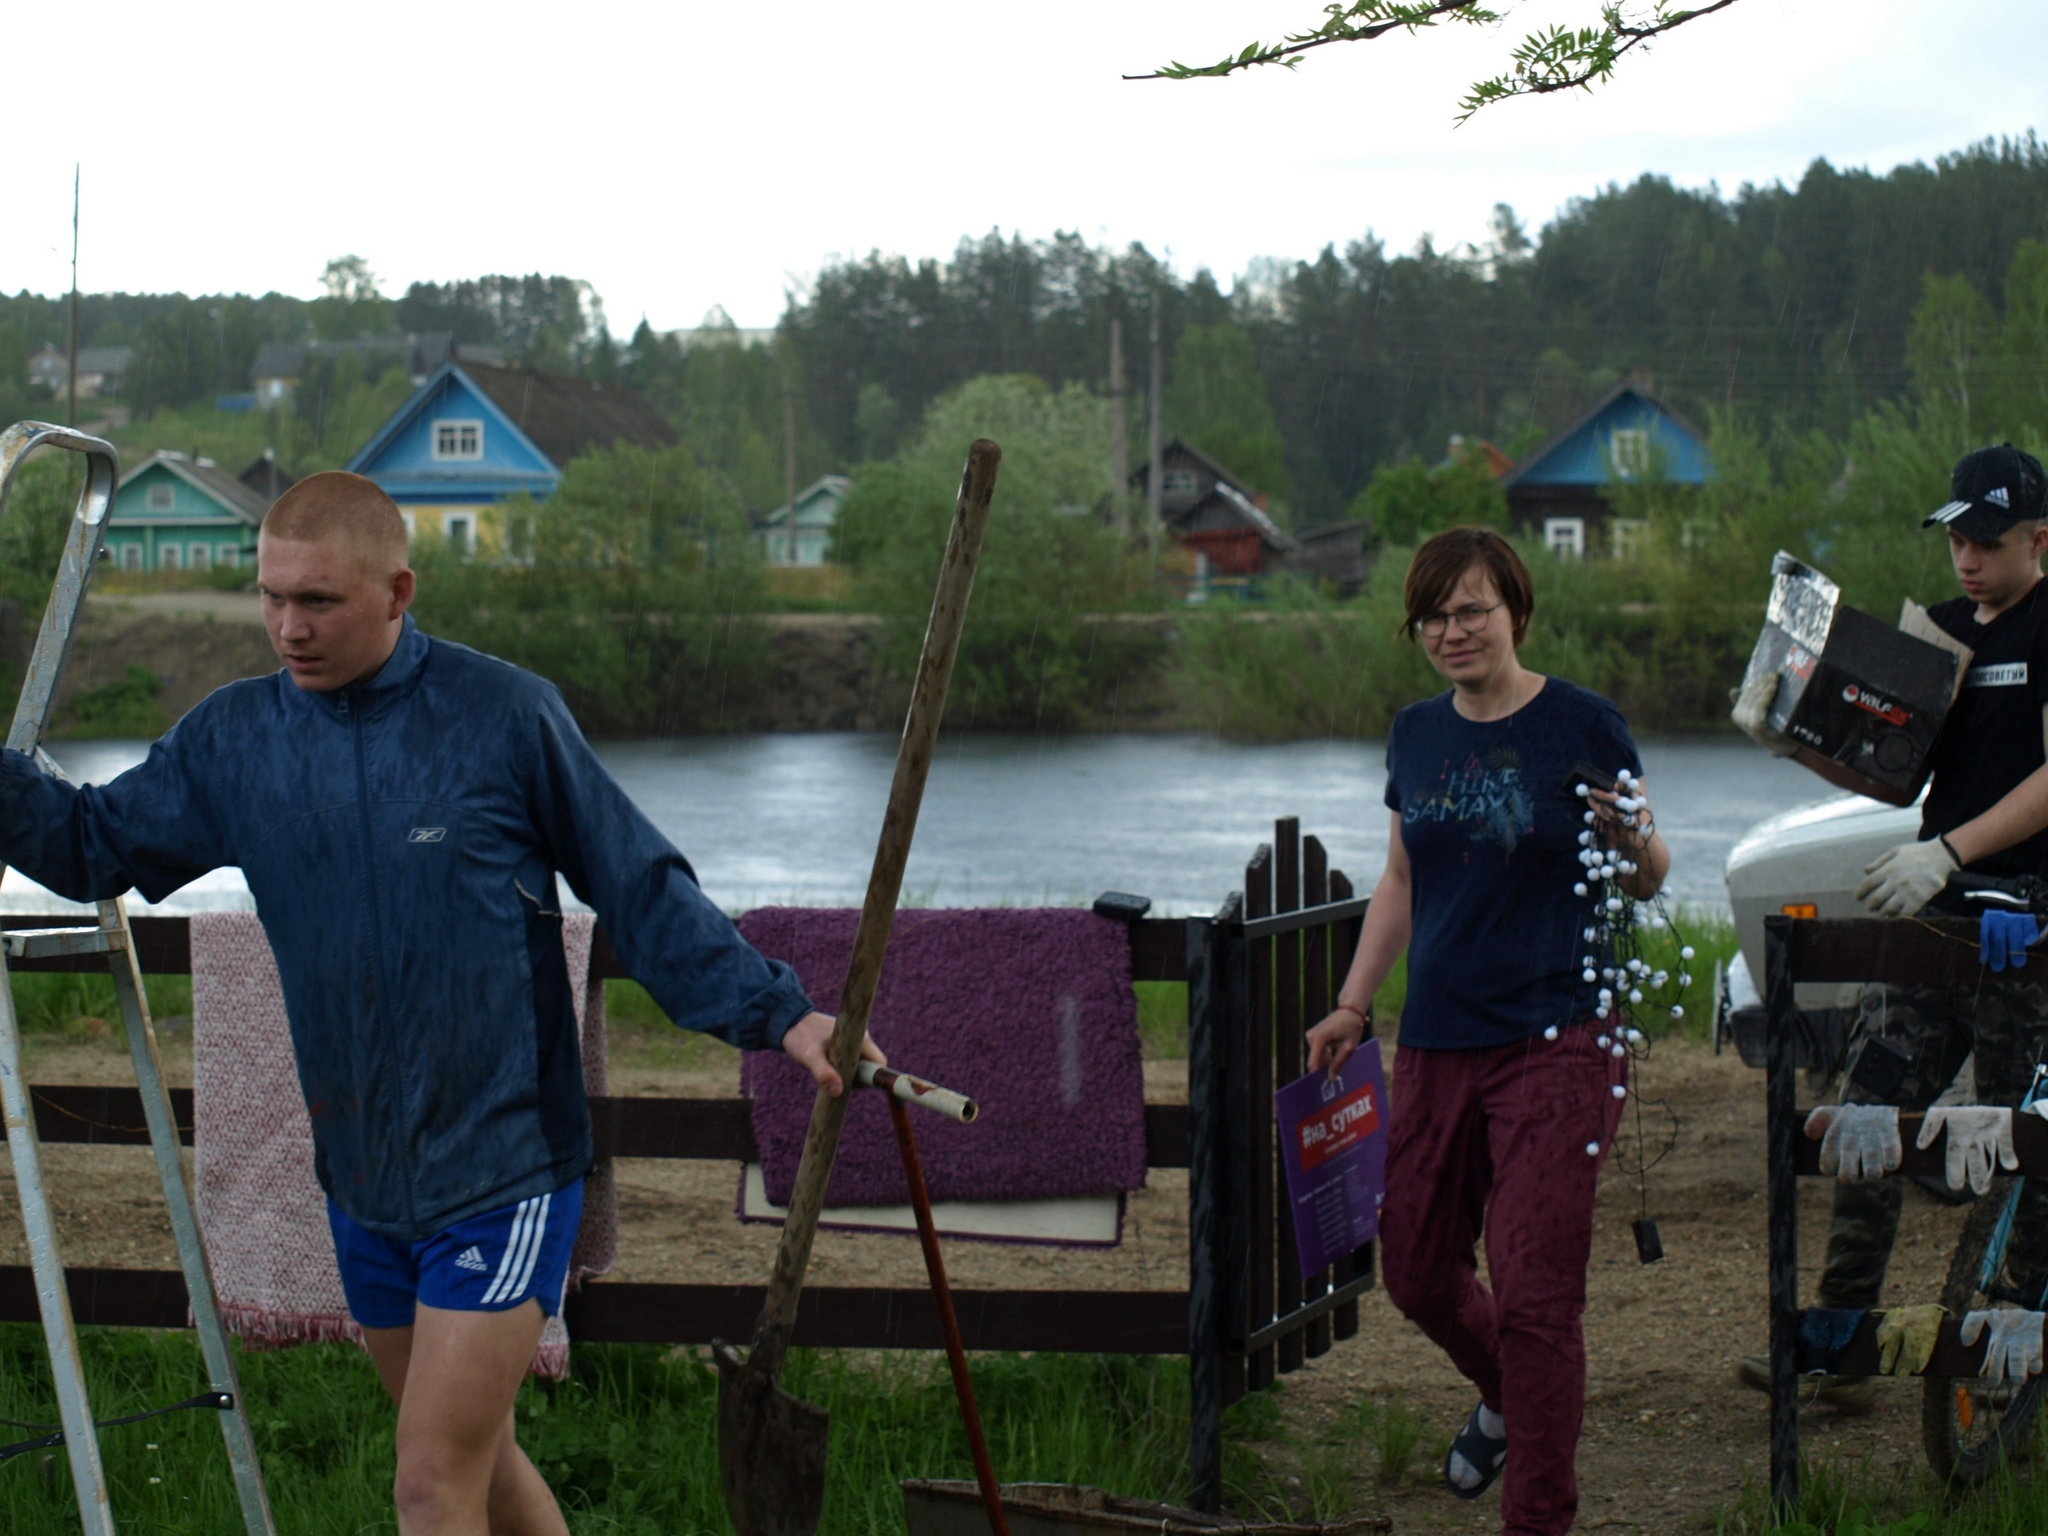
left=0, top=719, right=232, bottom=903
left=524, top=688, right=814, bottom=1052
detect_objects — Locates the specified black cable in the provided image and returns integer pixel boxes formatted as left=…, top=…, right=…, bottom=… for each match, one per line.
left=0, top=1392, right=233, bottom=1466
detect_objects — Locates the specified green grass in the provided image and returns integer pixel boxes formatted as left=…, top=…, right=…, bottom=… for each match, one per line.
left=0, top=1328, right=1332, bottom=1534
left=10, top=971, right=191, bottom=1037
left=52, top=664, right=168, bottom=741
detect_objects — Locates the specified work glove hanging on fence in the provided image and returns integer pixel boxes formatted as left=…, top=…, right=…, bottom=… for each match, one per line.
left=1876, top=1304, right=1948, bottom=1377
left=1731, top=670, right=1798, bottom=757
left=1804, top=1104, right=1902, bottom=1183
left=1980, top=910, right=2043, bottom=972
left=1856, top=839, right=1959, bottom=918
left=1961, top=1308, right=2047, bottom=1385
left=1917, top=1106, right=2019, bottom=1194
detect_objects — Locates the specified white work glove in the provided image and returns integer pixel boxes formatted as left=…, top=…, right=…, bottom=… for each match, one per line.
left=1731, top=669, right=1797, bottom=756
left=1917, top=1105, right=2019, bottom=1194
left=1961, top=1308, right=2047, bottom=1385
left=1855, top=838, right=1958, bottom=918
left=1804, top=1104, right=1902, bottom=1183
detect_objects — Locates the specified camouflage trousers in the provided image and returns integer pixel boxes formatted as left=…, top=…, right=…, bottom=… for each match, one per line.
left=1818, top=979, right=2048, bottom=1311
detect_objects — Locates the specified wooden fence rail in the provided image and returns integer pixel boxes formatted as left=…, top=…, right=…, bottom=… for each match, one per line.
left=0, top=839, right=1373, bottom=1514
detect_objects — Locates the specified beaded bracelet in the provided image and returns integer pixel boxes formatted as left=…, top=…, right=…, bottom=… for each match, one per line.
left=1332, top=1002, right=1370, bottom=1031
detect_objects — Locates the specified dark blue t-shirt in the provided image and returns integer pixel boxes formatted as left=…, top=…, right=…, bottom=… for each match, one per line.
left=1383, top=678, right=1644, bottom=1050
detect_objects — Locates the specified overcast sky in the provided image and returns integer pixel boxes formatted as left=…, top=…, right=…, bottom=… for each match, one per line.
left=6, top=0, right=2045, bottom=333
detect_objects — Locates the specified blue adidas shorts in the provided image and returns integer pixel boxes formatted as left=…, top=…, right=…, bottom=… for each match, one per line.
left=327, top=1180, right=584, bottom=1331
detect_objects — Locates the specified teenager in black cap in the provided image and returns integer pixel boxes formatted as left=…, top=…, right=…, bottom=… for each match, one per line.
left=1739, top=442, right=2048, bottom=1409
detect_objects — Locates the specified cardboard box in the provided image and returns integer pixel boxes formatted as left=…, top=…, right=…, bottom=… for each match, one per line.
left=1736, top=552, right=1964, bottom=806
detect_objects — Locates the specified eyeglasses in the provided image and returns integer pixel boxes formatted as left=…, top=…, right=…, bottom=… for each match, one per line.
left=1414, top=602, right=1501, bottom=639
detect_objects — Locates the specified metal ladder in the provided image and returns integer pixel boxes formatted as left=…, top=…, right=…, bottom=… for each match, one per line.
left=0, top=422, right=273, bottom=1534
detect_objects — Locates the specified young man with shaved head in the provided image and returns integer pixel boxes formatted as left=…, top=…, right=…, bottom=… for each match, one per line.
left=0, top=471, right=880, bottom=1534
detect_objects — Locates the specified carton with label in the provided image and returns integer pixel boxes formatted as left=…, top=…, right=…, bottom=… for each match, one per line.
left=1734, top=552, right=1969, bottom=806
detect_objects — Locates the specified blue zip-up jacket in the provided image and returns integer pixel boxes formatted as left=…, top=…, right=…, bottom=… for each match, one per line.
left=0, top=617, right=813, bottom=1240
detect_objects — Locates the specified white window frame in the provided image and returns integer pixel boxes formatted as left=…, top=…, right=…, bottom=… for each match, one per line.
left=400, top=510, right=417, bottom=542
left=216, top=544, right=241, bottom=569
left=1543, top=517, right=1585, bottom=559
left=158, top=543, right=182, bottom=571
left=1610, top=428, right=1651, bottom=481
left=1608, top=517, right=1648, bottom=560
left=145, top=483, right=175, bottom=513
left=442, top=511, right=474, bottom=557
left=1161, top=468, right=1200, bottom=499
left=188, top=543, right=211, bottom=571
left=120, top=544, right=142, bottom=573
left=432, top=419, right=484, bottom=461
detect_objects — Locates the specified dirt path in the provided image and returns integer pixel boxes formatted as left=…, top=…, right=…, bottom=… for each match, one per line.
left=0, top=1029, right=1973, bottom=1531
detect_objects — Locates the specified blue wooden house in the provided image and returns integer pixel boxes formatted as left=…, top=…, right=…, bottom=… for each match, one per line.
left=346, top=361, right=676, bottom=556
left=753, top=476, right=851, bottom=567
left=1501, top=380, right=1713, bottom=557
left=105, top=452, right=273, bottom=573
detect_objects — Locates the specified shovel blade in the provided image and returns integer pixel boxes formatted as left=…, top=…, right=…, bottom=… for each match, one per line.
left=715, top=1339, right=831, bottom=1536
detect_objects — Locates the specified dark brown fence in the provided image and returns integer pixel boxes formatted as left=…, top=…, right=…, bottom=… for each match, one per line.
left=0, top=827, right=1374, bottom=1513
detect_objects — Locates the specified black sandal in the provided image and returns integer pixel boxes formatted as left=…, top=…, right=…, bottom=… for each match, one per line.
left=1443, top=1403, right=1507, bottom=1500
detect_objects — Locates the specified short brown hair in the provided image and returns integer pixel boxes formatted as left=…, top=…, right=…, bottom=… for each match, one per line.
left=1401, top=526, right=1534, bottom=645
left=260, top=471, right=409, bottom=574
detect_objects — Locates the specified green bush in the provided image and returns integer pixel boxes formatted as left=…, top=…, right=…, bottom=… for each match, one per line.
left=409, top=442, right=771, bottom=735
left=55, top=664, right=167, bottom=740
left=834, top=376, right=1160, bottom=729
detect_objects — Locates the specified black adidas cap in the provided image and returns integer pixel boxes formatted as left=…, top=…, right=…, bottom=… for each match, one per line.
left=1924, top=443, right=2048, bottom=540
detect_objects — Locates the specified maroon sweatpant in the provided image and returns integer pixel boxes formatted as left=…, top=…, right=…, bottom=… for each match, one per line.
left=1377, top=1023, right=1623, bottom=1536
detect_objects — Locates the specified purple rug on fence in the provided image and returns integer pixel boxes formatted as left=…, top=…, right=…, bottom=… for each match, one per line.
left=737, top=907, right=1147, bottom=1210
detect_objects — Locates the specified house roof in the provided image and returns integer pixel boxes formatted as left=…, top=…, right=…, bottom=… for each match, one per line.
left=1130, top=437, right=1258, bottom=501
left=238, top=449, right=296, bottom=501
left=116, top=452, right=274, bottom=526
left=1502, top=380, right=1712, bottom=490
left=458, top=363, right=677, bottom=468
left=1208, top=480, right=1297, bottom=553
left=758, top=475, right=852, bottom=529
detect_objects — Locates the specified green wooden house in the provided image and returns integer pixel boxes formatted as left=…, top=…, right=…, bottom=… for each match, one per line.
left=106, top=453, right=274, bottom=573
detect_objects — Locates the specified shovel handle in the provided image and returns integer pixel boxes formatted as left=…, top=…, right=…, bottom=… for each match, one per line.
left=751, top=440, right=1001, bottom=1364
left=857, top=1060, right=977, bottom=1123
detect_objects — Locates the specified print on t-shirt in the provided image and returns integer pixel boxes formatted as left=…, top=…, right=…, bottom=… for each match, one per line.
left=1405, top=749, right=1536, bottom=856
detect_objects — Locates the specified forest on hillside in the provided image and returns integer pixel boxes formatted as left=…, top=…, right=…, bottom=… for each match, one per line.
left=4, top=134, right=2047, bottom=529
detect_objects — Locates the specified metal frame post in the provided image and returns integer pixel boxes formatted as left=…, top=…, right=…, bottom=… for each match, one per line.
left=1186, top=913, right=1223, bottom=1513
left=1763, top=914, right=1800, bottom=1516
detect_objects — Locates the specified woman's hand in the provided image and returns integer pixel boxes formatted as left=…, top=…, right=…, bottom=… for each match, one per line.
left=1306, top=1004, right=1369, bottom=1077
left=1589, top=776, right=1668, bottom=899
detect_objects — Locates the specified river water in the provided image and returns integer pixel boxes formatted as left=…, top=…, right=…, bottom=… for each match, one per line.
left=3, top=733, right=1838, bottom=918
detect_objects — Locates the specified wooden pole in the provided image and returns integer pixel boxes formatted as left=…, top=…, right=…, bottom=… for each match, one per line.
left=66, top=166, right=79, bottom=430
left=783, top=376, right=798, bottom=567
left=1109, top=317, right=1128, bottom=537
left=1148, top=299, right=1163, bottom=540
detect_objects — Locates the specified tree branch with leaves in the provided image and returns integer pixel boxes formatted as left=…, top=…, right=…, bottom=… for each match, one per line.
left=1130, top=0, right=1746, bottom=122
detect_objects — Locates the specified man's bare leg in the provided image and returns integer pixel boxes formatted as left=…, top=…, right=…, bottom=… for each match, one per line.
left=362, top=1303, right=569, bottom=1536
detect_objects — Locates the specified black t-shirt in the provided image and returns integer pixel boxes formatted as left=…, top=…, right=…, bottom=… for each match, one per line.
left=1382, top=678, right=1643, bottom=1050
left=1921, top=579, right=2048, bottom=879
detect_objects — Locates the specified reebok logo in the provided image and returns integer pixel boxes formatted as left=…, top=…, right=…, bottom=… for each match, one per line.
left=408, top=827, right=446, bottom=843
left=1989, top=486, right=2011, bottom=508
left=454, top=1245, right=489, bottom=1273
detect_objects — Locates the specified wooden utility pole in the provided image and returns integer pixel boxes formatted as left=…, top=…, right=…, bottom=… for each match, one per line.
left=783, top=375, right=799, bottom=567
left=1148, top=298, right=1164, bottom=541
left=1109, top=317, right=1128, bottom=536
left=66, top=165, right=80, bottom=429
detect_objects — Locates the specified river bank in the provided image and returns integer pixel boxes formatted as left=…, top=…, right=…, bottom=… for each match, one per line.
left=46, top=599, right=1747, bottom=740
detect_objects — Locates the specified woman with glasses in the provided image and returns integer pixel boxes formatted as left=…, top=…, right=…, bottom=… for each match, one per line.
left=1306, top=526, right=1669, bottom=1536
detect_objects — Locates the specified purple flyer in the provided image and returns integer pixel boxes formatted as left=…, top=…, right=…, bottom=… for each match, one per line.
left=1275, top=1041, right=1388, bottom=1281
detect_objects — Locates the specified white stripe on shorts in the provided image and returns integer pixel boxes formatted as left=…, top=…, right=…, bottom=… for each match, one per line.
left=480, top=1197, right=539, bottom=1305
left=510, top=1192, right=551, bottom=1301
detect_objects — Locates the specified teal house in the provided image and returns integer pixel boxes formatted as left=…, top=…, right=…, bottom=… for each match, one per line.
left=1502, top=379, right=1712, bottom=557
left=753, top=476, right=851, bottom=567
left=105, top=453, right=273, bottom=572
